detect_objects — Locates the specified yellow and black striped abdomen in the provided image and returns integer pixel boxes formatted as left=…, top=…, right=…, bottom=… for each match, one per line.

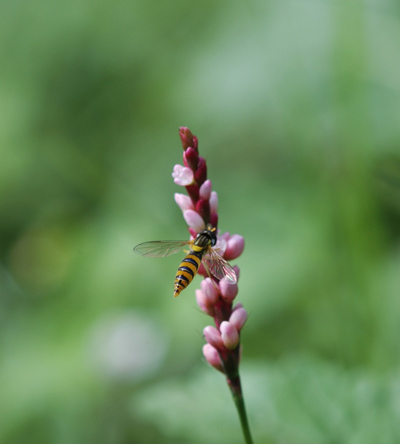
left=174, top=250, right=203, bottom=297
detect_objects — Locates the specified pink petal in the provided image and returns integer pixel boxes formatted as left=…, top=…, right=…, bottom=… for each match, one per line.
left=174, top=193, right=194, bottom=212
left=199, top=180, right=212, bottom=200
left=183, top=210, right=205, bottom=232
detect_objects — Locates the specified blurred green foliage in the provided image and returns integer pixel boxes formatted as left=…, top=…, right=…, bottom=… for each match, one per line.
left=1, top=0, right=400, bottom=443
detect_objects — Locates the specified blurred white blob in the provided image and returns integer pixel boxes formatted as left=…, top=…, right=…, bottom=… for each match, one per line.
left=87, top=310, right=169, bottom=382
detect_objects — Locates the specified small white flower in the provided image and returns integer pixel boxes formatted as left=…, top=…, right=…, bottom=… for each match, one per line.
left=172, top=164, right=194, bottom=186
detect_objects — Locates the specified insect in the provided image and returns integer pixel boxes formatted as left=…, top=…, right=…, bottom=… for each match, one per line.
left=133, top=226, right=237, bottom=297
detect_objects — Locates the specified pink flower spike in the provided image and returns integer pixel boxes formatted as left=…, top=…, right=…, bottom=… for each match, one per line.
left=183, top=209, right=205, bottom=232
left=196, top=289, right=215, bottom=316
left=199, top=180, right=212, bottom=200
left=219, top=277, right=238, bottom=303
left=172, top=165, right=194, bottom=186
left=220, top=321, right=240, bottom=350
left=209, top=191, right=218, bottom=214
left=229, top=307, right=248, bottom=331
left=202, top=344, right=223, bottom=372
left=200, top=278, right=219, bottom=304
left=224, top=234, right=245, bottom=260
left=174, top=193, right=194, bottom=212
left=203, top=326, right=224, bottom=349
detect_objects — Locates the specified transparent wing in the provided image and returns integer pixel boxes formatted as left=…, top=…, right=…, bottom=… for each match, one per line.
left=203, top=248, right=237, bottom=284
left=133, top=240, right=191, bottom=257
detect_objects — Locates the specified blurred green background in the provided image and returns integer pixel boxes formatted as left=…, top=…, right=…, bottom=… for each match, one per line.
left=1, top=0, right=400, bottom=443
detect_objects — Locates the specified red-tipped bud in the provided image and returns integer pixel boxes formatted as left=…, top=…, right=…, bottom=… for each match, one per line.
left=194, top=156, right=207, bottom=185
left=183, top=147, right=198, bottom=170
left=195, top=199, right=210, bottom=225
left=179, top=127, right=197, bottom=151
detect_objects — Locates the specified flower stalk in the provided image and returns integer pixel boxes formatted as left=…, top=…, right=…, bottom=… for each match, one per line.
left=173, top=127, right=253, bottom=444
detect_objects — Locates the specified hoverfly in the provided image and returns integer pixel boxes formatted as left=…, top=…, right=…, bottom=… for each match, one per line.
left=133, top=226, right=237, bottom=297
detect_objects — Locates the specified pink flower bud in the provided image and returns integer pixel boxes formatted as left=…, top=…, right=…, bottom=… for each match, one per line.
left=199, top=180, right=212, bottom=200
left=174, top=193, right=193, bottom=212
left=194, top=156, right=207, bottom=185
left=220, top=321, right=239, bottom=350
left=219, top=277, right=238, bottom=303
left=200, top=278, right=219, bottom=304
left=224, top=234, right=245, bottom=260
left=172, top=165, right=194, bottom=186
left=183, top=147, right=198, bottom=170
left=196, top=289, right=215, bottom=316
left=183, top=210, right=205, bottom=232
left=209, top=191, right=218, bottom=214
left=229, top=307, right=247, bottom=331
left=202, top=344, right=223, bottom=372
left=203, top=326, right=224, bottom=349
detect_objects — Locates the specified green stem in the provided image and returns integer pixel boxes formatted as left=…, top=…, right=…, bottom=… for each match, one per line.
left=227, top=376, right=254, bottom=444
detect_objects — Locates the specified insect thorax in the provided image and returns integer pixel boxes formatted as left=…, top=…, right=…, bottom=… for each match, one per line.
left=193, top=229, right=217, bottom=249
